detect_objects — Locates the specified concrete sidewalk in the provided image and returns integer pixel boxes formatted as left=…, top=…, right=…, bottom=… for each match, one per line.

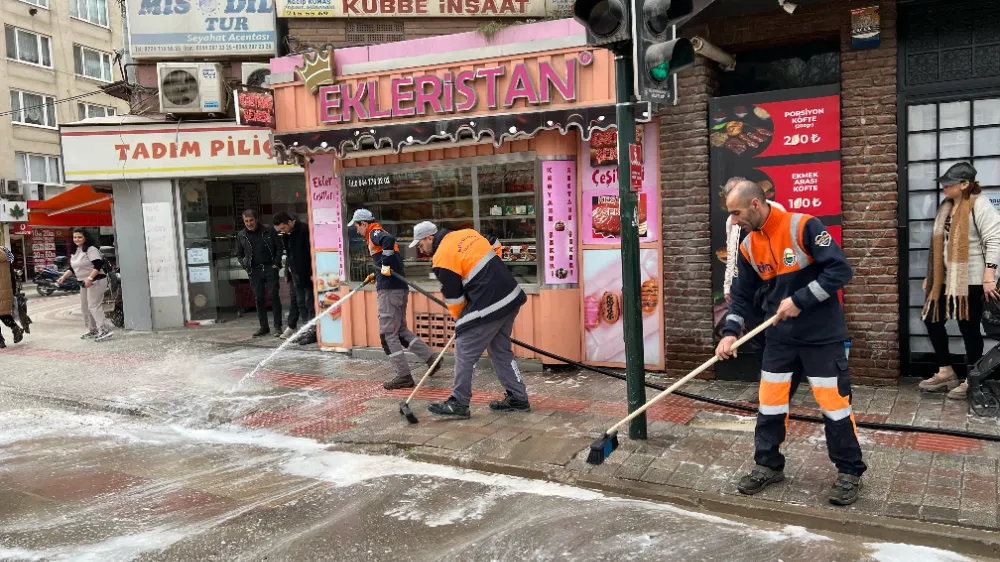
left=5, top=295, right=1000, bottom=556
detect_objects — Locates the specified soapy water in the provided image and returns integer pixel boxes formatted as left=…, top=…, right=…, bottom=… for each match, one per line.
left=0, top=407, right=981, bottom=562
left=232, top=282, right=367, bottom=392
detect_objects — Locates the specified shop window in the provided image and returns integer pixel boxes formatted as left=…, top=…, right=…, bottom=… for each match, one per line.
left=345, top=21, right=404, bottom=46
left=904, top=97, right=1000, bottom=365
left=718, top=40, right=839, bottom=96
left=343, top=157, right=539, bottom=285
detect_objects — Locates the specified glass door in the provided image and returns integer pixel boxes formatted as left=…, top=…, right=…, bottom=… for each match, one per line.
left=905, top=97, right=1000, bottom=366
left=179, top=179, right=218, bottom=322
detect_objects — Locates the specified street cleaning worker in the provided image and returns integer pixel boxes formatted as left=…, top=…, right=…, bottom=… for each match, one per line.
left=348, top=209, right=441, bottom=390
left=715, top=180, right=866, bottom=506
left=409, top=221, right=528, bottom=419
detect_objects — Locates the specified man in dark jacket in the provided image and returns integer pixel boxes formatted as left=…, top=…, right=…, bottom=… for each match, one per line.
left=236, top=209, right=283, bottom=337
left=273, top=212, right=316, bottom=344
left=716, top=180, right=865, bottom=506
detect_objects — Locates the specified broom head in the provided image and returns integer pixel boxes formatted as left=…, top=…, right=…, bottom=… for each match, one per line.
left=585, top=431, right=619, bottom=465
left=399, top=400, right=418, bottom=424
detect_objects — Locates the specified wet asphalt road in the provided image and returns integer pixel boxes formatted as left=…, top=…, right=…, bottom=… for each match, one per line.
left=0, top=400, right=981, bottom=562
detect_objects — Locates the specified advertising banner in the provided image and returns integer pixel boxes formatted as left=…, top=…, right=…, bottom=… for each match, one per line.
left=275, top=0, right=572, bottom=17
left=582, top=248, right=663, bottom=367
left=128, top=0, right=276, bottom=59
left=541, top=160, right=578, bottom=285
left=315, top=251, right=344, bottom=345
left=709, top=84, right=842, bottom=380
left=308, top=154, right=345, bottom=281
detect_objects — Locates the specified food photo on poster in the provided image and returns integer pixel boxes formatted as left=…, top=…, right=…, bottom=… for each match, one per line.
left=314, top=251, right=344, bottom=344
left=582, top=248, right=662, bottom=366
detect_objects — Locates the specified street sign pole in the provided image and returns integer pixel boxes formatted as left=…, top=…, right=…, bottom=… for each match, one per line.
left=614, top=46, right=647, bottom=441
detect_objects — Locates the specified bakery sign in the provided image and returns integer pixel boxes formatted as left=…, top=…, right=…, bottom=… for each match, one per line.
left=318, top=54, right=586, bottom=124
left=275, top=0, right=572, bottom=17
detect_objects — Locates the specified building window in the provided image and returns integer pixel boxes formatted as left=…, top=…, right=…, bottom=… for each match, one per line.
left=73, top=45, right=113, bottom=82
left=343, top=157, right=538, bottom=284
left=69, top=0, right=108, bottom=27
left=9, top=89, right=57, bottom=128
left=78, top=102, right=116, bottom=120
left=15, top=152, right=62, bottom=185
left=4, top=26, right=52, bottom=68
left=345, top=21, right=404, bottom=46
left=905, top=97, right=1000, bottom=362
left=18, top=0, right=49, bottom=7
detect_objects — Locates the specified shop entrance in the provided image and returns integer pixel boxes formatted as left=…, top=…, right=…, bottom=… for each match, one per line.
left=178, top=176, right=307, bottom=323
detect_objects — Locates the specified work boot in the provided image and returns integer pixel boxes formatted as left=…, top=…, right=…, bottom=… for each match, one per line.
left=383, top=373, right=415, bottom=390
left=252, top=327, right=269, bottom=338
left=919, top=367, right=959, bottom=392
left=737, top=465, right=785, bottom=495
left=425, top=357, right=442, bottom=377
left=828, top=473, right=862, bottom=506
left=489, top=392, right=531, bottom=412
left=948, top=380, right=969, bottom=400
left=427, top=397, right=471, bottom=420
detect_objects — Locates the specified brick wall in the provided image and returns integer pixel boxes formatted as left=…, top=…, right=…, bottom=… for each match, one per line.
left=285, top=18, right=530, bottom=51
left=659, top=1, right=900, bottom=382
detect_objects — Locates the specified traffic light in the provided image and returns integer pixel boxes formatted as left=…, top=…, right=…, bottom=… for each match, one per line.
left=634, top=0, right=695, bottom=103
left=573, top=0, right=632, bottom=47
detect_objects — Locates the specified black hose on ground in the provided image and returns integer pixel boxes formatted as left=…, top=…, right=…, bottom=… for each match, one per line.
left=389, top=272, right=1000, bottom=443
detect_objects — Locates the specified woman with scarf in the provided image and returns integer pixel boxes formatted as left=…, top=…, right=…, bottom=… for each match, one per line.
left=921, top=162, right=1000, bottom=400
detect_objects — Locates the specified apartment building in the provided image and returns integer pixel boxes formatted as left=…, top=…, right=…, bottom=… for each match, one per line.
left=1, top=0, right=128, bottom=199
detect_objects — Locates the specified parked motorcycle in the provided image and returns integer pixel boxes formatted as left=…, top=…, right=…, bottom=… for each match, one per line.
left=34, top=261, right=80, bottom=297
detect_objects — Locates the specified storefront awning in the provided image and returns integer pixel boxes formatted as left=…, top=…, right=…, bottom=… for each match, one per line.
left=27, top=185, right=113, bottom=227
left=272, top=103, right=651, bottom=162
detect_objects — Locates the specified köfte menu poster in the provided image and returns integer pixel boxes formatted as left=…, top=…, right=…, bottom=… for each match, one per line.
left=708, top=85, right=842, bottom=380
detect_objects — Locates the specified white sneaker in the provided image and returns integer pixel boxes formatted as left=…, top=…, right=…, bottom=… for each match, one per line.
left=280, top=327, right=295, bottom=339
left=94, top=329, right=114, bottom=342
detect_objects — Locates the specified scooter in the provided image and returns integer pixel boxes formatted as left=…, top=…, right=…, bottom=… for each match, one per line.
left=34, top=265, right=80, bottom=296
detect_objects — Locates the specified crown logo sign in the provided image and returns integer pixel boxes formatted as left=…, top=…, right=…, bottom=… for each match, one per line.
left=296, top=46, right=336, bottom=95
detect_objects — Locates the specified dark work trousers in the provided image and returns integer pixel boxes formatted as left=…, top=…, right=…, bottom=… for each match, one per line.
left=286, top=275, right=300, bottom=330
left=291, top=273, right=314, bottom=329
left=756, top=341, right=867, bottom=477
left=925, top=285, right=985, bottom=375
left=249, top=266, right=282, bottom=331
left=451, top=307, right=527, bottom=407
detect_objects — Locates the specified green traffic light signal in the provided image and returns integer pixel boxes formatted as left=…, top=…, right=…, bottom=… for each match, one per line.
left=650, top=61, right=670, bottom=82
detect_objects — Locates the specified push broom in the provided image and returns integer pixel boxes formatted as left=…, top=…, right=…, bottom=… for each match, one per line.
left=585, top=315, right=777, bottom=465
left=399, top=332, right=457, bottom=424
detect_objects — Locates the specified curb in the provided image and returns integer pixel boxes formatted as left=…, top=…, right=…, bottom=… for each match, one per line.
left=0, top=385, right=154, bottom=418
left=401, top=447, right=1000, bottom=560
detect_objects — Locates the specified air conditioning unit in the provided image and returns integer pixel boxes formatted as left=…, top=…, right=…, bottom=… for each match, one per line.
left=157, top=62, right=227, bottom=114
left=241, top=63, right=271, bottom=88
left=3, top=179, right=21, bottom=197
left=26, top=183, right=45, bottom=201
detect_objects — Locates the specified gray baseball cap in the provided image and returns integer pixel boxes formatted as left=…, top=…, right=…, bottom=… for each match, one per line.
left=937, top=162, right=977, bottom=186
left=347, top=208, right=374, bottom=226
left=409, top=221, right=438, bottom=248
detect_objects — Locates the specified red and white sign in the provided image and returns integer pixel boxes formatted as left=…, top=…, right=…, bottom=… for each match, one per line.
left=61, top=123, right=302, bottom=182
left=11, top=223, right=31, bottom=235
left=754, top=95, right=840, bottom=158
left=756, top=160, right=843, bottom=218
left=629, top=143, right=643, bottom=193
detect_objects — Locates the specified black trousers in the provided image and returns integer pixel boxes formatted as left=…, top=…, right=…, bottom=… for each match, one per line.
left=287, top=274, right=314, bottom=330
left=924, top=285, right=985, bottom=372
left=249, top=266, right=282, bottom=330
left=756, top=341, right=867, bottom=477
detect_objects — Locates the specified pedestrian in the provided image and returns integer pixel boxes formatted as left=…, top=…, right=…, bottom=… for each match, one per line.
left=235, top=209, right=283, bottom=338
left=57, top=228, right=113, bottom=341
left=409, top=221, right=529, bottom=419
left=348, top=209, right=441, bottom=390
left=3, top=243, right=31, bottom=334
left=273, top=212, right=317, bottom=345
left=716, top=180, right=865, bottom=506
left=920, top=162, right=1000, bottom=400
left=283, top=256, right=299, bottom=335
left=0, top=240, right=25, bottom=348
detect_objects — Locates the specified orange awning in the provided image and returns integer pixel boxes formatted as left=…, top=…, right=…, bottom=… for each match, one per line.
left=27, top=185, right=113, bottom=227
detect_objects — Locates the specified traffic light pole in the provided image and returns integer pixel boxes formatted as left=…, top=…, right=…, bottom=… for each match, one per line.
left=613, top=46, right=647, bottom=440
